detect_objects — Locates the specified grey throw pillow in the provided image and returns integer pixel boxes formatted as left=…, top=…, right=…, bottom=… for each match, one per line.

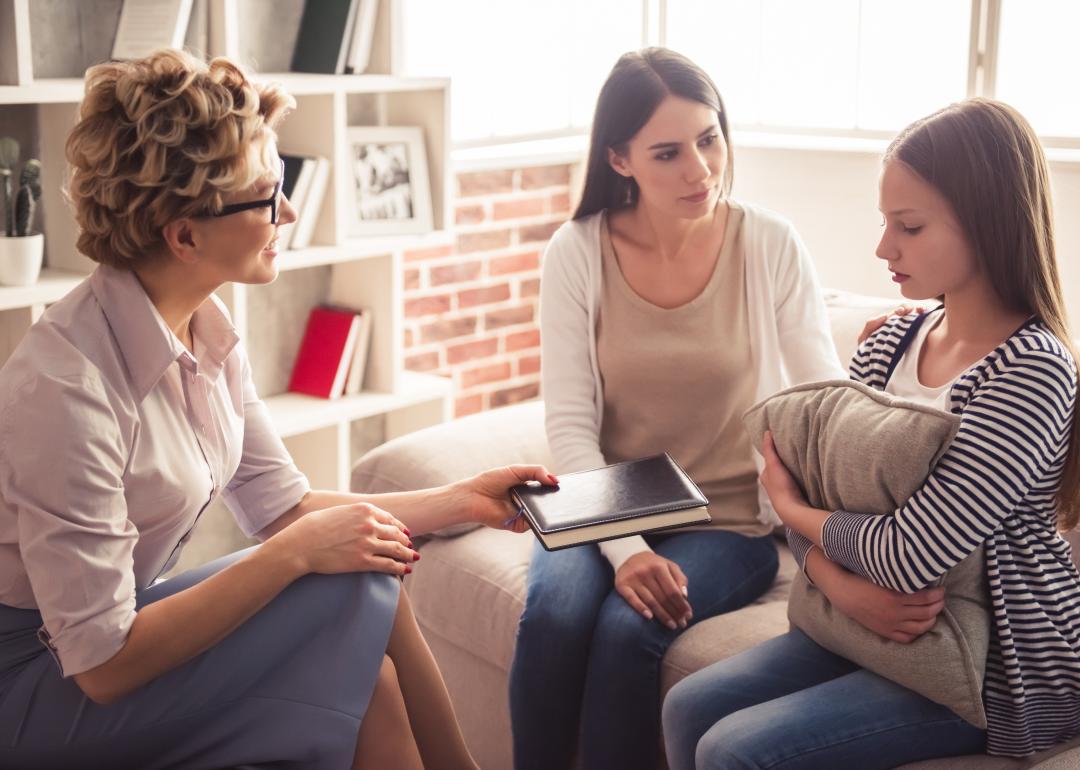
left=743, top=378, right=991, bottom=729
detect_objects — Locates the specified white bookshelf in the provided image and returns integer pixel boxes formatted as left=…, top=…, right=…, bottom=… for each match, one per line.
left=0, top=0, right=453, bottom=492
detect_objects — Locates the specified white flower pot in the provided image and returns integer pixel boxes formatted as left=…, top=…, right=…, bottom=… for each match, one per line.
left=0, top=233, right=44, bottom=287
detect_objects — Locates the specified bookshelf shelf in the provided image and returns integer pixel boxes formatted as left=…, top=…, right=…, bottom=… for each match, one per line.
left=278, top=232, right=449, bottom=272
left=0, top=0, right=454, bottom=501
left=267, top=371, right=452, bottom=438
left=0, top=269, right=86, bottom=311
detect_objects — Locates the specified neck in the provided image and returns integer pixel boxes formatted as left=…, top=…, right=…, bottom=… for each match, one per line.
left=632, top=199, right=725, bottom=261
left=133, top=257, right=217, bottom=350
left=938, top=279, right=1029, bottom=346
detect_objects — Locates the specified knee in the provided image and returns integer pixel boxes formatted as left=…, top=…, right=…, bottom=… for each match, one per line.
left=518, top=576, right=603, bottom=642
left=593, top=593, right=667, bottom=654
left=694, top=714, right=769, bottom=770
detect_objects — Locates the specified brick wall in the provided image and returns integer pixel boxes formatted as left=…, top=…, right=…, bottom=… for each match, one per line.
left=402, top=163, right=575, bottom=418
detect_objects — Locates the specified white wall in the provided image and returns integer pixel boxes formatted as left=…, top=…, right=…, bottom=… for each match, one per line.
left=732, top=145, right=1080, bottom=334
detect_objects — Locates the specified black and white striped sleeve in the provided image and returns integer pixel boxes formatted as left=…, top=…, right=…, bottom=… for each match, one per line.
left=821, top=342, right=1077, bottom=593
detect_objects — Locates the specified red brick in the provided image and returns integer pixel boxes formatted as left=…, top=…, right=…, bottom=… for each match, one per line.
left=521, top=165, right=570, bottom=190
left=506, top=329, right=540, bottom=352
left=493, top=197, right=545, bottom=220
left=458, top=169, right=514, bottom=197
left=447, top=337, right=499, bottom=365
left=518, top=355, right=541, bottom=376
left=404, top=268, right=421, bottom=291
left=491, top=382, right=540, bottom=407
left=490, top=251, right=540, bottom=276
left=458, top=283, right=511, bottom=308
left=456, top=204, right=485, bottom=225
left=420, top=316, right=477, bottom=343
left=430, top=261, right=483, bottom=286
left=519, top=220, right=562, bottom=244
left=404, top=244, right=453, bottom=263
left=461, top=361, right=512, bottom=389
left=457, top=229, right=512, bottom=254
left=404, top=294, right=452, bottom=318
left=405, top=351, right=440, bottom=372
left=520, top=277, right=540, bottom=298
left=549, top=191, right=571, bottom=213
left=486, top=305, right=534, bottom=330
left=455, top=394, right=484, bottom=418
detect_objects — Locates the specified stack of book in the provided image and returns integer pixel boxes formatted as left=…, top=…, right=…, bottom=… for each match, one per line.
left=280, top=154, right=330, bottom=250
left=287, top=305, right=374, bottom=399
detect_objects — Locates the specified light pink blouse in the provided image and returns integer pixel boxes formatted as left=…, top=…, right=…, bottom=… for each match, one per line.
left=0, top=265, right=310, bottom=677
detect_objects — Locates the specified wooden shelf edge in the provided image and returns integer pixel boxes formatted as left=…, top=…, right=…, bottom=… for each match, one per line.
left=267, top=372, right=452, bottom=437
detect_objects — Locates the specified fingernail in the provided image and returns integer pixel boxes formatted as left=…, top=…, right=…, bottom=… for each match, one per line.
left=643, top=609, right=653, bottom=619
left=403, top=528, right=411, bottom=537
left=407, top=541, right=414, bottom=549
left=679, top=620, right=688, bottom=629
left=405, top=565, right=413, bottom=574
left=667, top=621, right=678, bottom=630
left=548, top=474, right=559, bottom=485
left=413, top=551, right=421, bottom=562
left=681, top=585, right=688, bottom=597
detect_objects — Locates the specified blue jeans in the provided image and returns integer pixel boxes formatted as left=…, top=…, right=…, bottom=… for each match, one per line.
left=509, top=530, right=779, bottom=770
left=662, top=628, right=987, bottom=770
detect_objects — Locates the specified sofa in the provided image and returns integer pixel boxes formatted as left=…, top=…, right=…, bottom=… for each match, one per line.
left=350, top=291, right=1080, bottom=770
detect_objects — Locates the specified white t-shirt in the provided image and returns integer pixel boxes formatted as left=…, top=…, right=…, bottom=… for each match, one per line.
left=884, top=312, right=954, bottom=410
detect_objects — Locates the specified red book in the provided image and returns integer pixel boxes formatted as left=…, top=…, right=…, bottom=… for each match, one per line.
left=287, top=306, right=361, bottom=399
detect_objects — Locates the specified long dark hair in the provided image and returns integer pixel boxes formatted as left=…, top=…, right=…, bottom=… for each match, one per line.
left=574, top=47, right=732, bottom=220
left=886, top=98, right=1080, bottom=530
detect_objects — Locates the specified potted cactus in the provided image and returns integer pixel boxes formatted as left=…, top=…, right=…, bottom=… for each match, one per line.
left=0, top=137, right=44, bottom=287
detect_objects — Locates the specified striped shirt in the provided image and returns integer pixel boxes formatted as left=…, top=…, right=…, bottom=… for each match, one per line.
left=815, top=311, right=1080, bottom=757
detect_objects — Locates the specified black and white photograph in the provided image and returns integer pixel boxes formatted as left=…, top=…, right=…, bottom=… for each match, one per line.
left=346, top=126, right=433, bottom=236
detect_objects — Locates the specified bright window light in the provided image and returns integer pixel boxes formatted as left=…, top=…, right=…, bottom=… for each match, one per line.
left=997, top=0, right=1080, bottom=138
left=667, top=0, right=970, bottom=132
left=401, top=0, right=643, bottom=143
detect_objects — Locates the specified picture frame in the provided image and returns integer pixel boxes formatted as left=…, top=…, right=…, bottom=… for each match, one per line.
left=344, top=126, right=433, bottom=236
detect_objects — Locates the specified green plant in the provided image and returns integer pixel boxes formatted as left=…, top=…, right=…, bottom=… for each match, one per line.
left=0, top=137, right=42, bottom=237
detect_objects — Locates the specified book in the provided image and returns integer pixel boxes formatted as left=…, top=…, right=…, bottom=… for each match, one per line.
left=280, top=154, right=316, bottom=250
left=289, top=156, right=330, bottom=250
left=510, top=453, right=711, bottom=551
left=287, top=306, right=361, bottom=399
left=343, top=308, right=374, bottom=395
left=344, top=0, right=379, bottom=74
left=290, top=0, right=361, bottom=75
left=112, top=0, right=195, bottom=60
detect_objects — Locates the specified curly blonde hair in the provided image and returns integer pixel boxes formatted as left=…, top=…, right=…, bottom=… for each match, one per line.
left=65, top=48, right=295, bottom=269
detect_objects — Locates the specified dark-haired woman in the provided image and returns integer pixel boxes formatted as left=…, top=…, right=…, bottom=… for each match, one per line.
left=507, top=47, right=844, bottom=770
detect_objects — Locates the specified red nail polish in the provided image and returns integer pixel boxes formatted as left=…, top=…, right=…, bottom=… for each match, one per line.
left=407, top=541, right=414, bottom=549
left=548, top=474, right=559, bottom=485
left=403, top=528, right=411, bottom=537
left=405, top=565, right=412, bottom=574
left=413, top=551, right=421, bottom=561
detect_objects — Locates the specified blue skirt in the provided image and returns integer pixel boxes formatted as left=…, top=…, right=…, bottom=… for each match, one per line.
left=0, top=548, right=400, bottom=769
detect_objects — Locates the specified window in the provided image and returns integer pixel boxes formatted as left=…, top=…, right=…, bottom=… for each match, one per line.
left=401, top=0, right=645, bottom=144
left=402, top=0, right=1079, bottom=146
left=996, top=0, right=1080, bottom=139
left=665, top=0, right=970, bottom=132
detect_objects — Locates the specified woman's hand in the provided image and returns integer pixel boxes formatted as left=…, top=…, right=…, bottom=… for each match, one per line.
left=828, top=567, right=946, bottom=643
left=281, top=502, right=418, bottom=577
left=760, top=431, right=808, bottom=520
left=615, top=552, right=692, bottom=630
left=453, top=464, right=558, bottom=532
left=858, top=304, right=925, bottom=345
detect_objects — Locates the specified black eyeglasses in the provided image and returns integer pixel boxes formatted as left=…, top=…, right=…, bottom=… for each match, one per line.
left=207, top=159, right=285, bottom=224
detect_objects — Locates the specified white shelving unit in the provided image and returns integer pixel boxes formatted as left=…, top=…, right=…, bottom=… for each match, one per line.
left=0, top=0, right=453, bottom=492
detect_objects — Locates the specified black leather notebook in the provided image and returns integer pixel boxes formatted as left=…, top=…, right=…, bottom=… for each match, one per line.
left=510, top=453, right=711, bottom=551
